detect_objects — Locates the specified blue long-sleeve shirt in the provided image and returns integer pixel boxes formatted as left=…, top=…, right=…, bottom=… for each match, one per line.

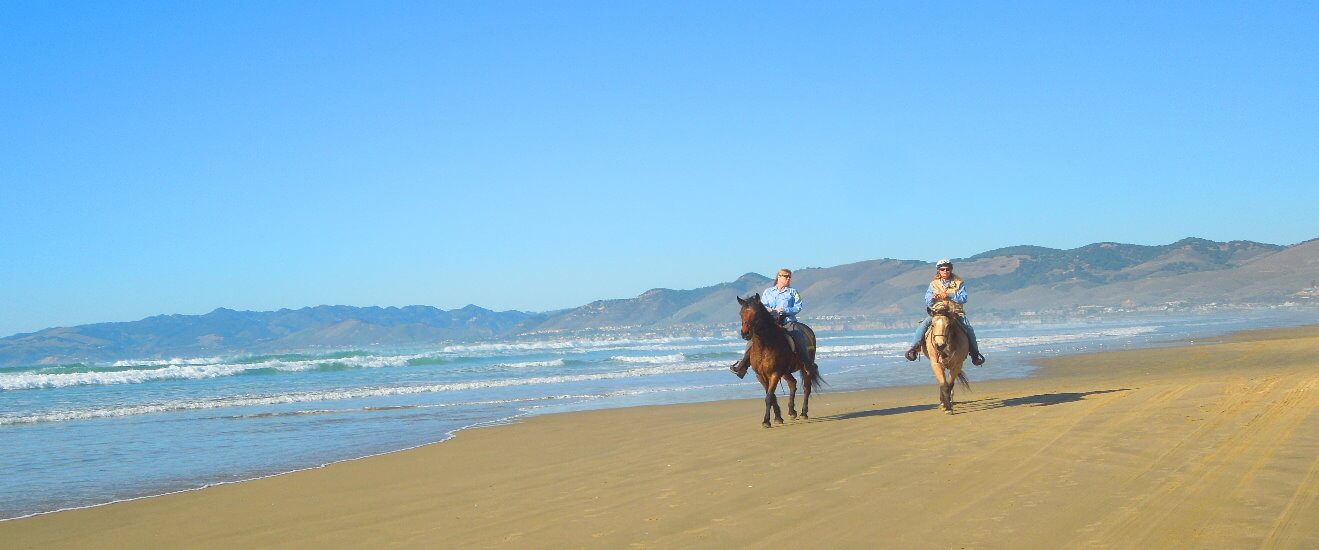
left=761, top=286, right=802, bottom=323
left=924, top=278, right=968, bottom=308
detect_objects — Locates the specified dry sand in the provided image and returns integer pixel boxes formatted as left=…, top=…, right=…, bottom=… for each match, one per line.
left=4, top=325, right=1317, bottom=549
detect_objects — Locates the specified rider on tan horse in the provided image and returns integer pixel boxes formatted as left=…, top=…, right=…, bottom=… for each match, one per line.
left=904, top=259, right=986, bottom=365
left=731, top=268, right=817, bottom=378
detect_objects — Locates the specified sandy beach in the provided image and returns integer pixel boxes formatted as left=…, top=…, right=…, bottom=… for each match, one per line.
left=4, top=325, right=1317, bottom=549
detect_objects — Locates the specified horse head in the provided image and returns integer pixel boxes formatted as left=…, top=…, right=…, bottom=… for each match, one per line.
left=928, top=302, right=956, bottom=360
left=736, top=293, right=763, bottom=340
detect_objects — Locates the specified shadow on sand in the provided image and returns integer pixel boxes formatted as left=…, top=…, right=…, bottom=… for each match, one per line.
left=948, top=388, right=1132, bottom=415
left=817, top=404, right=939, bottom=422
left=815, top=388, right=1132, bottom=421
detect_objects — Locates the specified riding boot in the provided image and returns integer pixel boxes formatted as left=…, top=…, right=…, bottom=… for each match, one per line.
left=965, top=340, right=986, bottom=361
left=798, top=342, right=818, bottom=373
left=788, top=328, right=808, bottom=362
left=907, top=317, right=932, bottom=361
left=956, top=316, right=986, bottom=366
left=730, top=352, right=750, bottom=379
left=905, top=343, right=921, bottom=361
left=969, top=333, right=986, bottom=365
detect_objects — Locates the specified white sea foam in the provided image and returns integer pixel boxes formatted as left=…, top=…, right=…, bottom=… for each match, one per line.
left=611, top=353, right=686, bottom=364
left=978, top=325, right=1160, bottom=349
left=3, top=363, right=267, bottom=390
left=0, top=344, right=709, bottom=391
left=0, top=352, right=435, bottom=391
left=496, top=359, right=566, bottom=369
left=439, top=335, right=722, bottom=355
left=235, top=395, right=577, bottom=419
left=811, top=325, right=1162, bottom=356
left=110, top=357, right=225, bottom=368
left=0, top=360, right=730, bottom=425
left=5, top=325, right=1162, bottom=392
left=817, top=343, right=908, bottom=356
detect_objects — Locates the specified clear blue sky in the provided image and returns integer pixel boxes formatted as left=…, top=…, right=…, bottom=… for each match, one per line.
left=2, top=1, right=1316, bottom=337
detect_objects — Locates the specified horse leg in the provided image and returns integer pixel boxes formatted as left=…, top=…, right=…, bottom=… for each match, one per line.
left=929, top=356, right=948, bottom=409
left=769, top=372, right=785, bottom=425
left=762, top=372, right=783, bottom=428
left=941, top=380, right=954, bottom=414
left=783, top=373, right=798, bottom=419
left=946, top=361, right=965, bottom=413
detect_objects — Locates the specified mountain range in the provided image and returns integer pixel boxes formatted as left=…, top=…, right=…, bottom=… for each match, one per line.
left=3, top=237, right=1316, bottom=366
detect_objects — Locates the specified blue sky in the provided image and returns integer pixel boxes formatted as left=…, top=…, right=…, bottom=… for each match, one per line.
left=2, top=1, right=1316, bottom=337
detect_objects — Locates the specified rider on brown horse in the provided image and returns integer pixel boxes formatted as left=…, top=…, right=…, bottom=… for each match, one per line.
left=731, top=268, right=816, bottom=378
left=904, top=259, right=986, bottom=365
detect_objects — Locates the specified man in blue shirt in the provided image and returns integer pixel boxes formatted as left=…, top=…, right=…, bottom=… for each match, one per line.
left=904, top=259, right=986, bottom=365
left=731, top=268, right=811, bottom=378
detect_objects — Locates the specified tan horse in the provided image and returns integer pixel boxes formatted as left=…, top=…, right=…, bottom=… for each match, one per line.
left=923, top=302, right=971, bottom=414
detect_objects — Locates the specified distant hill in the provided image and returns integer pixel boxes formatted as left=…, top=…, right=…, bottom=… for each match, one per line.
left=0, top=305, right=532, bottom=366
left=517, top=237, right=1313, bottom=331
left=2, top=237, right=1315, bottom=366
left=514, top=273, right=774, bottom=333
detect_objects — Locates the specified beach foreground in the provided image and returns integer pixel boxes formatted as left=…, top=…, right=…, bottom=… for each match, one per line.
left=5, top=326, right=1317, bottom=548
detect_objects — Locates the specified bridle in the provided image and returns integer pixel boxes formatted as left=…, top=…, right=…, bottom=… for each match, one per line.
left=928, top=310, right=955, bottom=362
left=739, top=300, right=775, bottom=341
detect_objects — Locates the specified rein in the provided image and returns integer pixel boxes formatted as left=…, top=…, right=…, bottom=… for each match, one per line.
left=743, top=303, right=788, bottom=349
left=927, top=312, right=965, bottom=363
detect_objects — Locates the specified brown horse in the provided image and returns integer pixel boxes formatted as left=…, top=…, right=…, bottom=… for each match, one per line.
left=923, top=302, right=971, bottom=414
left=737, top=294, right=823, bottom=427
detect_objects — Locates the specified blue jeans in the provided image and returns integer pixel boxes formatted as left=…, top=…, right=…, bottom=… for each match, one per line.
left=910, top=315, right=981, bottom=356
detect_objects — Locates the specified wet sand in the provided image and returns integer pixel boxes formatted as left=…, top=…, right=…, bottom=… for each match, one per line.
left=4, top=325, right=1317, bottom=548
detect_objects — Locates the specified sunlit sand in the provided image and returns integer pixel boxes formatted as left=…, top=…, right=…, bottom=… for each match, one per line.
left=4, top=325, right=1317, bottom=548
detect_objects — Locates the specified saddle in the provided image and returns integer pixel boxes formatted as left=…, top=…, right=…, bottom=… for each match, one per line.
left=777, top=317, right=816, bottom=367
left=771, top=313, right=799, bottom=352
left=921, top=304, right=968, bottom=340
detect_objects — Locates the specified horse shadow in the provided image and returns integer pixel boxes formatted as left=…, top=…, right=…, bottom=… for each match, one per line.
left=816, top=404, right=939, bottom=422
left=950, top=388, right=1131, bottom=414
left=813, top=388, right=1131, bottom=421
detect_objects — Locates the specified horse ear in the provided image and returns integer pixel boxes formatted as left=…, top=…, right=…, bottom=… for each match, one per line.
left=751, top=293, right=760, bottom=302
left=736, top=295, right=747, bottom=306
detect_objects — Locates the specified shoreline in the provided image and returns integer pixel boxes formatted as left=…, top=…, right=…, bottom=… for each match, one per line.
left=0, top=411, right=533, bottom=524
left=0, top=320, right=1128, bottom=522
left=4, top=324, right=1317, bottom=547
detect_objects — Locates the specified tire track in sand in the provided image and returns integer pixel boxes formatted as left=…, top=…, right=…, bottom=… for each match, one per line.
left=1091, top=375, right=1318, bottom=547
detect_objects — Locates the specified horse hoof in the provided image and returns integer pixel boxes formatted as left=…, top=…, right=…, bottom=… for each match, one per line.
left=789, top=413, right=798, bottom=420
left=775, top=418, right=784, bottom=425
left=800, top=413, right=808, bottom=420
left=762, top=422, right=772, bottom=428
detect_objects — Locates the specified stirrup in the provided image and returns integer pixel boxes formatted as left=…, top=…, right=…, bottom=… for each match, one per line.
left=971, top=353, right=985, bottom=366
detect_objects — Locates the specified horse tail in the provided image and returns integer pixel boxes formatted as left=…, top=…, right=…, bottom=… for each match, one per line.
left=953, top=319, right=972, bottom=392
left=799, top=323, right=825, bottom=390
left=805, top=361, right=826, bottom=390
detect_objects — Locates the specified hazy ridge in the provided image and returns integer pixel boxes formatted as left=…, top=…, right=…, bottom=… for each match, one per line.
left=3, top=237, right=1315, bottom=366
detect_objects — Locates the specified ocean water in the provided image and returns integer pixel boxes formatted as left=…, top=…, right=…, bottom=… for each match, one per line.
left=1, top=309, right=1314, bottom=520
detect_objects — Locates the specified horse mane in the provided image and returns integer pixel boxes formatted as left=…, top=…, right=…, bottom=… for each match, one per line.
left=743, top=294, right=789, bottom=344
left=929, top=301, right=955, bottom=317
